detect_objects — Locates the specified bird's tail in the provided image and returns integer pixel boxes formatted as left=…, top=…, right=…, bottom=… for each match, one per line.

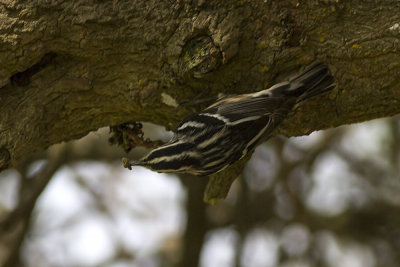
left=286, top=63, right=335, bottom=102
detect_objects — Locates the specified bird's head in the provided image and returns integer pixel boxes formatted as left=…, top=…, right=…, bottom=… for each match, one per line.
left=123, top=140, right=199, bottom=174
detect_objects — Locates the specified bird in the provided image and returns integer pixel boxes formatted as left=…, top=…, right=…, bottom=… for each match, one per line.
left=123, top=63, right=335, bottom=176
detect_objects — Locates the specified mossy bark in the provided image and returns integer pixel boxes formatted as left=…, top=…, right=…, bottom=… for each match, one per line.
left=1, top=0, right=400, bottom=174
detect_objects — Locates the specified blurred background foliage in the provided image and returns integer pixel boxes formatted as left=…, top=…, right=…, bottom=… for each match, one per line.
left=1, top=115, right=400, bottom=267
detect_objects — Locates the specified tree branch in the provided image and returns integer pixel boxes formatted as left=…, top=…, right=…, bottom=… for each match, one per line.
left=1, top=1, right=400, bottom=186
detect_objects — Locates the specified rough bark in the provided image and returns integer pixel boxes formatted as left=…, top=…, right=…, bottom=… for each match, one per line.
left=1, top=1, right=400, bottom=175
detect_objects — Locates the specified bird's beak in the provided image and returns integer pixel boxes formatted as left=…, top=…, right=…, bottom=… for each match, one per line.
left=122, top=157, right=143, bottom=170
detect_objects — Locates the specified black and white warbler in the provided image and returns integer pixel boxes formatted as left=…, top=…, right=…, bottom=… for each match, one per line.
left=124, top=63, right=335, bottom=176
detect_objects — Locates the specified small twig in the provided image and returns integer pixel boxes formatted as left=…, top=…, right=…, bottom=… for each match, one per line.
left=203, top=154, right=252, bottom=204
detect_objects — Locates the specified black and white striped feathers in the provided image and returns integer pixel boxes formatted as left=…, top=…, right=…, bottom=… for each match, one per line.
left=125, top=63, right=335, bottom=176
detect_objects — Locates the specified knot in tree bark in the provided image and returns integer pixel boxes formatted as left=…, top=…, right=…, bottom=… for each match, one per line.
left=179, top=35, right=222, bottom=78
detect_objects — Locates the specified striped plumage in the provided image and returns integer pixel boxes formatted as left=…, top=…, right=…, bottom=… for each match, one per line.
left=125, top=63, right=335, bottom=176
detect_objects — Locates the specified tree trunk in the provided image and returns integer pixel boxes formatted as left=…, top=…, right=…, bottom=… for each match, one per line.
left=1, top=0, right=400, bottom=172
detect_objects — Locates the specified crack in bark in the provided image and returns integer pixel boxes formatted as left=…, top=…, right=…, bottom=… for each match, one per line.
left=10, top=52, right=57, bottom=87
left=0, top=148, right=10, bottom=171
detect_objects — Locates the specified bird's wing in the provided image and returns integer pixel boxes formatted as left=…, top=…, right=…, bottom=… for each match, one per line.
left=173, top=89, right=294, bottom=145
left=203, top=93, right=289, bottom=122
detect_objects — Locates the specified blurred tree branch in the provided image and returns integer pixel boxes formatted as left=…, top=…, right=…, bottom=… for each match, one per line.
left=178, top=174, right=208, bottom=267
left=0, top=131, right=136, bottom=266
left=0, top=146, right=68, bottom=267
